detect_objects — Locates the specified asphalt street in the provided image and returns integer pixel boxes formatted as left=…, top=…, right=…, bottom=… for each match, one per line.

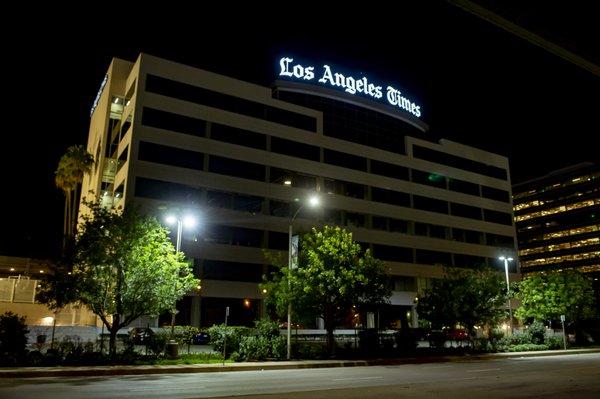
left=1, top=353, right=599, bottom=398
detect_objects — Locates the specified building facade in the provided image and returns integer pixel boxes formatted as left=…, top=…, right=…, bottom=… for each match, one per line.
left=81, top=54, right=518, bottom=329
left=513, top=162, right=600, bottom=275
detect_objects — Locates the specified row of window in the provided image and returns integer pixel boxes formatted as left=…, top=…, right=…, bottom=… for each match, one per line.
left=141, top=107, right=511, bottom=203
left=514, top=186, right=599, bottom=212
left=523, top=224, right=599, bottom=243
left=136, top=141, right=513, bottom=225
left=518, top=237, right=600, bottom=256
left=136, top=176, right=514, bottom=249
left=520, top=251, right=600, bottom=268
left=146, top=74, right=317, bottom=131
left=513, top=171, right=600, bottom=200
left=515, top=199, right=599, bottom=222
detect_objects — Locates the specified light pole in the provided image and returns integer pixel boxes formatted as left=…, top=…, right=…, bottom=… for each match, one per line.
left=499, top=256, right=514, bottom=334
left=165, top=213, right=197, bottom=335
left=287, top=195, right=320, bottom=360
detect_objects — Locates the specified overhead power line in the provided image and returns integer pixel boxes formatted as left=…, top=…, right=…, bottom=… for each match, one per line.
left=447, top=0, right=600, bottom=77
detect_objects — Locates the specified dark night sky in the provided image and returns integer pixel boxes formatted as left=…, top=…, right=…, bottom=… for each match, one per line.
left=3, top=2, right=598, bottom=259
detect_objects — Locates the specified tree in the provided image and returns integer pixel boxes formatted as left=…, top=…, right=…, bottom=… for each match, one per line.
left=0, top=312, right=29, bottom=363
left=514, top=270, right=595, bottom=325
left=417, top=267, right=506, bottom=340
left=71, top=202, right=200, bottom=356
left=55, top=145, right=94, bottom=247
left=36, top=260, right=79, bottom=348
left=262, top=226, right=391, bottom=355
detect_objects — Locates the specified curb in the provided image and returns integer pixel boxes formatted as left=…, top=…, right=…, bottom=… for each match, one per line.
left=1, top=349, right=598, bottom=378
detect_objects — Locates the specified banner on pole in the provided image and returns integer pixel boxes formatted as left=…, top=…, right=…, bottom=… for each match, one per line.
left=291, top=235, right=299, bottom=270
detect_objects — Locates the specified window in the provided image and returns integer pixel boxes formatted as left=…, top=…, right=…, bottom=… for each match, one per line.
left=208, top=155, right=265, bottom=181
left=389, top=218, right=409, bottom=234
left=141, top=107, right=206, bottom=137
left=370, top=160, right=409, bottom=181
left=271, top=136, right=320, bottom=161
left=210, top=123, right=266, bottom=149
left=138, top=141, right=203, bottom=171
left=271, top=167, right=317, bottom=189
left=204, top=225, right=263, bottom=247
left=450, top=203, right=482, bottom=220
left=371, top=187, right=410, bottom=207
left=394, top=276, right=416, bottom=291
left=146, top=74, right=316, bottom=131
left=416, top=250, right=451, bottom=266
left=486, top=233, right=513, bottom=247
left=324, top=149, right=367, bottom=171
left=344, top=212, right=366, bottom=228
left=268, top=231, right=289, bottom=250
left=269, top=199, right=290, bottom=218
left=412, top=169, right=446, bottom=189
left=201, top=260, right=263, bottom=282
left=324, top=179, right=365, bottom=199
left=135, top=177, right=203, bottom=204
left=448, top=178, right=479, bottom=196
left=453, top=254, right=487, bottom=269
left=413, top=145, right=508, bottom=180
left=372, top=244, right=413, bottom=262
left=413, top=195, right=448, bottom=214
left=481, top=186, right=510, bottom=203
left=483, top=209, right=513, bottom=226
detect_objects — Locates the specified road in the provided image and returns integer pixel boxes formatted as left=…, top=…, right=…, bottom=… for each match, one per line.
left=1, top=353, right=599, bottom=398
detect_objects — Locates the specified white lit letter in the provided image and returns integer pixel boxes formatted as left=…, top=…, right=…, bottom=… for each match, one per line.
left=319, top=64, right=335, bottom=85
left=304, top=66, right=315, bottom=80
left=279, top=57, right=293, bottom=77
left=345, top=76, right=356, bottom=94
left=293, top=64, right=304, bottom=79
left=386, top=86, right=397, bottom=105
left=374, top=86, right=383, bottom=99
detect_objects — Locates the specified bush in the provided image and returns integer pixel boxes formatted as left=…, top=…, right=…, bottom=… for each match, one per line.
left=173, top=325, right=200, bottom=352
left=0, top=312, right=29, bottom=364
left=545, top=335, right=564, bottom=350
left=254, top=318, right=280, bottom=341
left=528, top=321, right=547, bottom=345
left=507, top=343, right=548, bottom=352
left=271, top=336, right=286, bottom=360
left=208, top=325, right=252, bottom=358
left=239, top=336, right=271, bottom=361
left=295, top=342, right=327, bottom=359
left=147, top=330, right=170, bottom=356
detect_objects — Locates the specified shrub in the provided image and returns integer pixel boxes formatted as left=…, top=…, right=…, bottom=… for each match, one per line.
left=528, top=321, right=547, bottom=345
left=147, top=330, right=170, bottom=356
left=507, top=343, right=548, bottom=352
left=271, top=336, right=286, bottom=360
left=0, top=312, right=29, bottom=364
left=173, top=325, right=200, bottom=353
left=545, top=335, right=564, bottom=350
left=254, top=318, right=280, bottom=341
left=295, top=342, right=327, bottom=359
left=208, top=325, right=252, bottom=358
left=239, top=336, right=271, bottom=361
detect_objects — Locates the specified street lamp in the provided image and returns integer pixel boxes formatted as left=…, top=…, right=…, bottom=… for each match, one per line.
left=287, top=194, right=320, bottom=360
left=165, top=213, right=197, bottom=334
left=499, top=256, right=514, bottom=334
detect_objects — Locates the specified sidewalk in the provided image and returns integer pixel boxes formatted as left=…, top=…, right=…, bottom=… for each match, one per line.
left=2, top=348, right=599, bottom=378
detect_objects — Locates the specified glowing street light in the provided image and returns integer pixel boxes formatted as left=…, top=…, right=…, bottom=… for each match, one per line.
left=499, top=256, right=514, bottom=334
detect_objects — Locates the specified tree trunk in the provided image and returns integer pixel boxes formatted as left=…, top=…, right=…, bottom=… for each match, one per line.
left=71, top=186, right=79, bottom=237
left=50, top=310, right=58, bottom=349
left=324, top=307, right=335, bottom=357
left=62, top=199, right=68, bottom=251
left=109, top=314, right=120, bottom=357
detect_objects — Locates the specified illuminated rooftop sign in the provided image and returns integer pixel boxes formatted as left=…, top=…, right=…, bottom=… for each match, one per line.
left=279, top=57, right=421, bottom=118
left=90, top=74, right=108, bottom=117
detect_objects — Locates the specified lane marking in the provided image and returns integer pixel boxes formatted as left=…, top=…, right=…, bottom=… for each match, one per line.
left=467, top=368, right=501, bottom=373
left=332, top=376, right=384, bottom=382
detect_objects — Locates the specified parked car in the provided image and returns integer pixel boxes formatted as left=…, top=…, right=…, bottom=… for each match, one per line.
left=193, top=331, right=210, bottom=345
left=130, top=327, right=154, bottom=345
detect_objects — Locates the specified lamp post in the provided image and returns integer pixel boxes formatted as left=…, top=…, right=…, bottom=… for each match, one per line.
left=287, top=195, right=320, bottom=360
left=499, top=256, right=514, bottom=334
left=165, top=213, right=197, bottom=335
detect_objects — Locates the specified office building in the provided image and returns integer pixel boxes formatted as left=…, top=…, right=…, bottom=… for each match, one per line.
left=81, top=54, right=518, bottom=328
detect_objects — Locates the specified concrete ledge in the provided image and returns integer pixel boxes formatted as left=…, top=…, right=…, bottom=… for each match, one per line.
left=1, top=348, right=598, bottom=378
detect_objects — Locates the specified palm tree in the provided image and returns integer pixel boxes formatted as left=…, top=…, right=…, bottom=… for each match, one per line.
left=55, top=145, right=95, bottom=247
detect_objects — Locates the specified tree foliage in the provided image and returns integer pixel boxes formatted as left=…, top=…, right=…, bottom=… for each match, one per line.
left=514, top=270, right=595, bottom=323
left=55, top=145, right=94, bottom=243
left=71, top=202, right=199, bottom=355
left=417, top=267, right=506, bottom=338
left=262, top=226, right=391, bottom=354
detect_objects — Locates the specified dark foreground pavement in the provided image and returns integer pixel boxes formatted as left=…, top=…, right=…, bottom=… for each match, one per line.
left=1, top=352, right=599, bottom=398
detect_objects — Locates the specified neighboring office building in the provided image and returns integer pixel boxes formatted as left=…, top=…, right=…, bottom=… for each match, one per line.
left=81, top=53, right=518, bottom=329
left=513, top=162, right=600, bottom=275
left=0, top=256, right=99, bottom=342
